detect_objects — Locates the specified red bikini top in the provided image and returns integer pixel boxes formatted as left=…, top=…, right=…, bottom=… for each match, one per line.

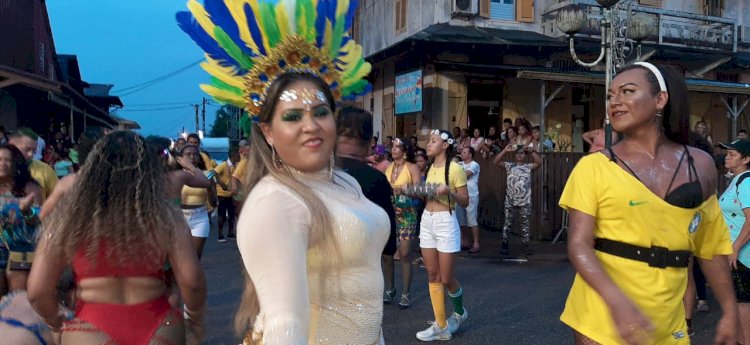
left=72, top=241, right=165, bottom=282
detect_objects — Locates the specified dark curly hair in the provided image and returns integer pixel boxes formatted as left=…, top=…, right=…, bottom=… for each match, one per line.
left=0, top=144, right=36, bottom=197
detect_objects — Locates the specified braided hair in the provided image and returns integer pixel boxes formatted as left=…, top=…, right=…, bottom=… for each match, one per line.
left=425, top=129, right=455, bottom=213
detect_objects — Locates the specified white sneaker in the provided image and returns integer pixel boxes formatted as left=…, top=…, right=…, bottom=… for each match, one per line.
left=416, top=322, right=451, bottom=341
left=447, top=308, right=468, bottom=333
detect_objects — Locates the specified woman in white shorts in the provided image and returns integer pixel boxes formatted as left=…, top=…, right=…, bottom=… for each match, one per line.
left=179, top=144, right=216, bottom=259
left=413, top=129, right=470, bottom=341
left=457, top=147, right=481, bottom=253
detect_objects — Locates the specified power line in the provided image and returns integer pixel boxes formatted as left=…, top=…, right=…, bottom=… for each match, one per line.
left=118, top=105, right=194, bottom=112
left=112, top=59, right=203, bottom=96
left=124, top=101, right=198, bottom=107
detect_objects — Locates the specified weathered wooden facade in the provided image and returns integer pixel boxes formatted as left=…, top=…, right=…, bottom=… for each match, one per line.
left=0, top=0, right=118, bottom=140
left=354, top=0, right=750, bottom=151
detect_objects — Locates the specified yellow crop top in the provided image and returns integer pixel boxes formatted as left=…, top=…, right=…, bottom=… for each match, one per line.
left=181, top=170, right=210, bottom=206
left=425, top=161, right=467, bottom=209
left=385, top=162, right=413, bottom=188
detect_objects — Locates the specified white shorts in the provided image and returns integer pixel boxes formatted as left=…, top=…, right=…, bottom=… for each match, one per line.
left=182, top=206, right=210, bottom=238
left=419, top=211, right=460, bottom=253
left=456, top=195, right=479, bottom=227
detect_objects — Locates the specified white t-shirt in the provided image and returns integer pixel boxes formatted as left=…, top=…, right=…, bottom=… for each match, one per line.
left=460, top=160, right=480, bottom=197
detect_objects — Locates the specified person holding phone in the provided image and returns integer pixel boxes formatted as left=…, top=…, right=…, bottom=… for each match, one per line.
left=493, top=144, right=542, bottom=255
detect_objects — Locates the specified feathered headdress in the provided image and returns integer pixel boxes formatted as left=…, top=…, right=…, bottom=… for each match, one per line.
left=177, top=0, right=372, bottom=133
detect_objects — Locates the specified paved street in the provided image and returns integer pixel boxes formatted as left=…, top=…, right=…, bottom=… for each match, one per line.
left=201, top=226, right=723, bottom=345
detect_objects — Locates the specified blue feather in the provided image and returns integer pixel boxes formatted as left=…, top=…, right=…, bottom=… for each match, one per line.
left=314, top=0, right=328, bottom=47
left=176, top=11, right=240, bottom=67
left=204, top=0, right=253, bottom=56
left=243, top=3, right=267, bottom=55
left=345, top=0, right=358, bottom=31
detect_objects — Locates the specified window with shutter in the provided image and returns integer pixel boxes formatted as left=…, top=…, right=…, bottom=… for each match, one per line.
left=703, top=0, right=723, bottom=17
left=638, top=0, right=662, bottom=7
left=479, top=0, right=491, bottom=18
left=517, top=0, right=534, bottom=23
left=395, top=0, right=407, bottom=35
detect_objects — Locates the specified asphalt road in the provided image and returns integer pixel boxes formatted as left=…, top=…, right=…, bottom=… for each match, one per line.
left=200, top=227, right=724, bottom=345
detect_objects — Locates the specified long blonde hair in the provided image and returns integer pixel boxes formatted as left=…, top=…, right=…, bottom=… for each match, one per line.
left=42, top=131, right=180, bottom=267
left=234, top=72, right=339, bottom=335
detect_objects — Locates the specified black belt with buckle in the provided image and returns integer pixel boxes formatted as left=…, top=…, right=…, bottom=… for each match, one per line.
left=594, top=238, right=690, bottom=269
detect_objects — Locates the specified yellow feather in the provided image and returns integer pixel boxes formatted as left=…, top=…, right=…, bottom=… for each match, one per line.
left=246, top=1, right=271, bottom=53
left=336, top=0, right=348, bottom=18
left=187, top=0, right=217, bottom=40
left=275, top=2, right=290, bottom=39
left=323, top=20, right=333, bottom=54
left=200, top=57, right=244, bottom=89
left=225, top=0, right=260, bottom=55
left=200, top=84, right=245, bottom=105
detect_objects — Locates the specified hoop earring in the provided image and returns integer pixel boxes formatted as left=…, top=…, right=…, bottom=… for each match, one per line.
left=271, top=144, right=283, bottom=170
left=329, top=153, right=335, bottom=180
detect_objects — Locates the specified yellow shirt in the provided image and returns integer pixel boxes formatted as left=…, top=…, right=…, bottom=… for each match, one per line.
left=232, top=159, right=248, bottom=201
left=29, top=159, right=58, bottom=200
left=425, top=161, right=467, bottom=209
left=214, top=161, right=232, bottom=198
left=558, top=153, right=732, bottom=345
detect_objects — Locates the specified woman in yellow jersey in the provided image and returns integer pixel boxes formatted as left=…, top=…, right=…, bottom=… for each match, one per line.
left=179, top=144, right=216, bottom=259
left=411, top=129, right=469, bottom=341
left=559, top=62, right=737, bottom=345
left=385, top=137, right=422, bottom=308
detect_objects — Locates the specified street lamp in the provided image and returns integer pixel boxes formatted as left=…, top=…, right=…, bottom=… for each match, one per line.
left=556, top=0, right=656, bottom=148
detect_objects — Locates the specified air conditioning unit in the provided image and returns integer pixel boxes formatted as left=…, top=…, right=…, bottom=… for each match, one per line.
left=740, top=25, right=750, bottom=43
left=453, top=0, right=478, bottom=17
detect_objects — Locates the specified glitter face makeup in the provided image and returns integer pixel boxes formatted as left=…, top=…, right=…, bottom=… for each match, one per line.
left=279, top=88, right=327, bottom=111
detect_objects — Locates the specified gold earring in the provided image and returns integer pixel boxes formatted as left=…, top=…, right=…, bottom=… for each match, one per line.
left=271, top=144, right=283, bottom=170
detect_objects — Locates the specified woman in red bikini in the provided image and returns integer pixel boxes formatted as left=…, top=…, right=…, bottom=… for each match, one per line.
left=27, top=130, right=207, bottom=345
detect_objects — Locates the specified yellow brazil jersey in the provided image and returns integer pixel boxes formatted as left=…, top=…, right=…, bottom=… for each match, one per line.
left=214, top=161, right=233, bottom=198
left=425, top=161, right=467, bottom=209
left=29, top=159, right=58, bottom=200
left=558, top=153, right=732, bottom=345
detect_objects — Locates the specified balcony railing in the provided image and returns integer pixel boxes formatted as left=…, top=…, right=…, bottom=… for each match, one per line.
left=542, top=0, right=738, bottom=52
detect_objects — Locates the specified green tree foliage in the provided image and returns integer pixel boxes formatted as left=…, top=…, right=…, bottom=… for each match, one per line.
left=209, top=105, right=233, bottom=137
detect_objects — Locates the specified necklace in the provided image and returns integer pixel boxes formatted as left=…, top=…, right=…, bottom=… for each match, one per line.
left=391, top=162, right=405, bottom=183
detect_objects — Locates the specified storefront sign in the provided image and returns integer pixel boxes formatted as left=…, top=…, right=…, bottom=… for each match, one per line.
left=395, top=70, right=422, bottom=115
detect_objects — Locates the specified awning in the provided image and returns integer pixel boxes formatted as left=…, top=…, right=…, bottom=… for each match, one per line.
left=110, top=115, right=141, bottom=130
left=0, top=65, right=117, bottom=128
left=411, top=23, right=564, bottom=46
left=517, top=70, right=750, bottom=95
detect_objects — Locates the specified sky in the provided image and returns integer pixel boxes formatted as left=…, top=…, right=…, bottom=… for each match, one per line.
left=47, top=0, right=221, bottom=138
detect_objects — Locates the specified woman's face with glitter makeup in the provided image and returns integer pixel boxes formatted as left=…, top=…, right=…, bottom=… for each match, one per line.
left=259, top=80, right=336, bottom=173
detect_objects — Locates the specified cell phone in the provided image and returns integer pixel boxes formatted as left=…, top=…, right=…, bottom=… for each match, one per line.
left=516, top=144, right=524, bottom=150
left=206, top=170, right=217, bottom=180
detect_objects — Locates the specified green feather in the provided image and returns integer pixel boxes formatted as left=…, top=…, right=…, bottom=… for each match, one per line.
left=343, top=79, right=368, bottom=97
left=213, top=27, right=254, bottom=69
left=342, top=56, right=366, bottom=81
left=258, top=2, right=281, bottom=47
left=297, top=0, right=315, bottom=41
left=210, top=77, right=243, bottom=95
left=329, top=14, right=346, bottom=58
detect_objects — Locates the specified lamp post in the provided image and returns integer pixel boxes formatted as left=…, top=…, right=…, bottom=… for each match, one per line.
left=557, top=0, right=656, bottom=148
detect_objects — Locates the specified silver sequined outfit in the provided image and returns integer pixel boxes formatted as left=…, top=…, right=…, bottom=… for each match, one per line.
left=238, top=171, right=389, bottom=345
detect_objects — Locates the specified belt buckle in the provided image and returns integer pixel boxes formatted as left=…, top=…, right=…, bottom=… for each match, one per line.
left=648, top=246, right=668, bottom=268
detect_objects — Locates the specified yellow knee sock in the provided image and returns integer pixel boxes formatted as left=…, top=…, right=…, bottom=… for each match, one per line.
left=429, top=282, right=447, bottom=328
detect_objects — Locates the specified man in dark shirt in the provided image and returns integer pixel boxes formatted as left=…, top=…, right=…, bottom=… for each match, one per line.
left=336, top=106, right=399, bottom=303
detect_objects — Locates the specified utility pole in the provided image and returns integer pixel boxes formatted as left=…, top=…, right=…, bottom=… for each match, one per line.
left=194, top=104, right=199, bottom=132
left=201, top=97, right=207, bottom=135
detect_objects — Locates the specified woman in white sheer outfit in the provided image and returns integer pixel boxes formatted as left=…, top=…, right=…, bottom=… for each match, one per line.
left=234, top=72, right=390, bottom=345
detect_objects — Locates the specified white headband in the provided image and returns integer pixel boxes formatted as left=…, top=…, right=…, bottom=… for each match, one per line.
left=633, top=62, right=667, bottom=93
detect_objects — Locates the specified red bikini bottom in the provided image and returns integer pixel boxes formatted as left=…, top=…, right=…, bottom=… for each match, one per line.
left=66, top=296, right=176, bottom=345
